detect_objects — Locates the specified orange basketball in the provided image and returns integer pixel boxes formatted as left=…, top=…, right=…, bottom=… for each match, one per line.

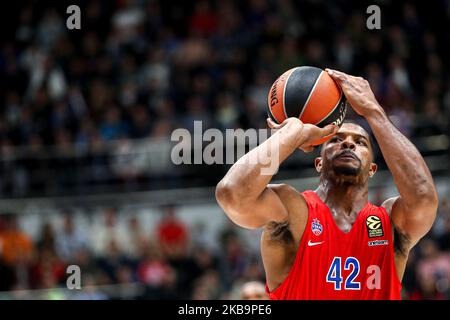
left=267, top=66, right=347, bottom=145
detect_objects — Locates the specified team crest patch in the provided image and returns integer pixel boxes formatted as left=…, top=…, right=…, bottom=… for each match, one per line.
left=311, top=218, right=323, bottom=236
left=366, top=215, right=384, bottom=238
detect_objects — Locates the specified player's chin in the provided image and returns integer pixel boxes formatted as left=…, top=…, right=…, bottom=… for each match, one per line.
left=332, top=164, right=361, bottom=177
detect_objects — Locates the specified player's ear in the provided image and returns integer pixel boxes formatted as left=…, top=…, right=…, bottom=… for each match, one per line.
left=369, top=162, right=377, bottom=178
left=314, top=157, right=322, bottom=173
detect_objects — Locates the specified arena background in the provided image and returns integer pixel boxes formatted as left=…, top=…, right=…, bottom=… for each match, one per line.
left=0, top=0, right=449, bottom=300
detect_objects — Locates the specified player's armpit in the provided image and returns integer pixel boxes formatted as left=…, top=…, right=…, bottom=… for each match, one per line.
left=264, top=220, right=293, bottom=244
left=383, top=195, right=438, bottom=250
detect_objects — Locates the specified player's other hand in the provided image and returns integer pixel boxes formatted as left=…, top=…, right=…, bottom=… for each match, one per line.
left=326, top=68, right=381, bottom=118
left=267, top=117, right=338, bottom=153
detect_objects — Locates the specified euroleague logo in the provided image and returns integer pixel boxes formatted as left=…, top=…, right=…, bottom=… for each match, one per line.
left=311, top=218, right=323, bottom=236
left=366, top=215, right=384, bottom=238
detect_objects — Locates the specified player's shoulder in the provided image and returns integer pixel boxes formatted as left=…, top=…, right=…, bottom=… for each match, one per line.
left=268, top=183, right=307, bottom=204
left=268, top=183, right=306, bottom=197
left=268, top=184, right=309, bottom=222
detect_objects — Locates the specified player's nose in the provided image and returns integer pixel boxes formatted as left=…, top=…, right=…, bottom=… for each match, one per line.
left=341, top=139, right=356, bottom=150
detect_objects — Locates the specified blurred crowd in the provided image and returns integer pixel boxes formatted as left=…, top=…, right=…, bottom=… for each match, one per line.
left=0, top=205, right=267, bottom=299
left=0, top=198, right=449, bottom=300
left=1, top=0, right=449, bottom=196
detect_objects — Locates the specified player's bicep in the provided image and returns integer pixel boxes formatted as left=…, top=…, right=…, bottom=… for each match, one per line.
left=218, top=183, right=289, bottom=230
left=383, top=196, right=435, bottom=248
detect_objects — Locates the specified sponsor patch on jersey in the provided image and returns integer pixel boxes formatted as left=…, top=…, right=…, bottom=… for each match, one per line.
left=311, top=218, right=323, bottom=236
left=368, top=240, right=389, bottom=246
left=366, top=215, right=384, bottom=238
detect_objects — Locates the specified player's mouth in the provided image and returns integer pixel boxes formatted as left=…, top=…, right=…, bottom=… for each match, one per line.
left=334, top=150, right=359, bottom=162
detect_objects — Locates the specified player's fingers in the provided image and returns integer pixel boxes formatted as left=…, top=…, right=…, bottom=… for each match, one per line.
left=326, top=68, right=346, bottom=80
left=326, top=68, right=348, bottom=77
left=300, top=145, right=315, bottom=153
left=326, top=69, right=350, bottom=87
left=318, top=124, right=339, bottom=138
left=267, top=117, right=282, bottom=129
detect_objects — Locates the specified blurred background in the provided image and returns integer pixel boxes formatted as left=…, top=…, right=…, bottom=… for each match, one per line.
left=0, top=0, right=449, bottom=299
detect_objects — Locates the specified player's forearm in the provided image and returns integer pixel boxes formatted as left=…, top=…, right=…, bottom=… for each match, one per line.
left=217, top=120, right=305, bottom=203
left=365, top=105, right=438, bottom=207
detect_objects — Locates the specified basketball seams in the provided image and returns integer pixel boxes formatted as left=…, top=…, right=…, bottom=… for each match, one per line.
left=282, top=67, right=298, bottom=120
left=299, top=71, right=323, bottom=120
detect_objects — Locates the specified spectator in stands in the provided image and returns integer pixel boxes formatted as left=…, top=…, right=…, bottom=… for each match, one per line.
left=121, top=215, right=149, bottom=260
left=29, top=246, right=66, bottom=289
left=0, top=213, right=33, bottom=266
left=137, top=242, right=172, bottom=288
left=218, top=228, right=248, bottom=291
left=0, top=216, right=15, bottom=290
left=36, top=221, right=56, bottom=254
left=55, top=212, right=88, bottom=262
left=156, top=205, right=188, bottom=258
left=414, top=239, right=450, bottom=299
left=191, top=269, right=222, bottom=300
left=409, top=275, right=447, bottom=300
left=155, top=206, right=199, bottom=299
left=72, top=247, right=105, bottom=284
left=240, top=281, right=269, bottom=300
left=97, top=239, right=132, bottom=284
left=90, top=207, right=126, bottom=256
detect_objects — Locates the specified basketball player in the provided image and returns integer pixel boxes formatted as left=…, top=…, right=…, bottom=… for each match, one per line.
left=215, top=69, right=438, bottom=299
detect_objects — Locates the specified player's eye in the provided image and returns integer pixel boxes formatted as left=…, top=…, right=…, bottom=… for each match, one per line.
left=357, top=140, right=367, bottom=146
left=330, top=137, right=340, bottom=143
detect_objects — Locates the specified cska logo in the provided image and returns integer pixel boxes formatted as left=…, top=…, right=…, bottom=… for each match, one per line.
left=311, top=218, right=323, bottom=236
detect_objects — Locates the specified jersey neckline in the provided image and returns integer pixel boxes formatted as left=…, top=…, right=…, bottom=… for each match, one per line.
left=308, top=190, right=371, bottom=236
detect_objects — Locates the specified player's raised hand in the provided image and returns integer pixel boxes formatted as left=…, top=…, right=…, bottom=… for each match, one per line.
left=325, top=68, right=381, bottom=118
left=267, top=117, right=337, bottom=153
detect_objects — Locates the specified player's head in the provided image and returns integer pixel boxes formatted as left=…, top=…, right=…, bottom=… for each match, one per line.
left=314, top=122, right=377, bottom=185
left=240, top=281, right=268, bottom=300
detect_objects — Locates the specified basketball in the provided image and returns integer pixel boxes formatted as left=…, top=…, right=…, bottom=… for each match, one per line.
left=267, top=66, right=347, bottom=145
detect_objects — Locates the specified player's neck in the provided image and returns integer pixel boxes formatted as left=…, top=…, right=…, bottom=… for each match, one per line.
left=315, top=179, right=369, bottom=216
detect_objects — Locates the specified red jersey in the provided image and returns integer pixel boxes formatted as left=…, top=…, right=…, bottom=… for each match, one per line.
left=267, top=190, right=402, bottom=300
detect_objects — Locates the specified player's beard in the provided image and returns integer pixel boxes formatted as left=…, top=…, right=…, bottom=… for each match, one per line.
left=321, top=161, right=363, bottom=185
left=331, top=150, right=362, bottom=177
left=332, top=163, right=361, bottom=176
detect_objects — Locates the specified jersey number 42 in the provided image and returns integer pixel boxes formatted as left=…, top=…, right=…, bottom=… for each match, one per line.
left=326, top=257, right=381, bottom=290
